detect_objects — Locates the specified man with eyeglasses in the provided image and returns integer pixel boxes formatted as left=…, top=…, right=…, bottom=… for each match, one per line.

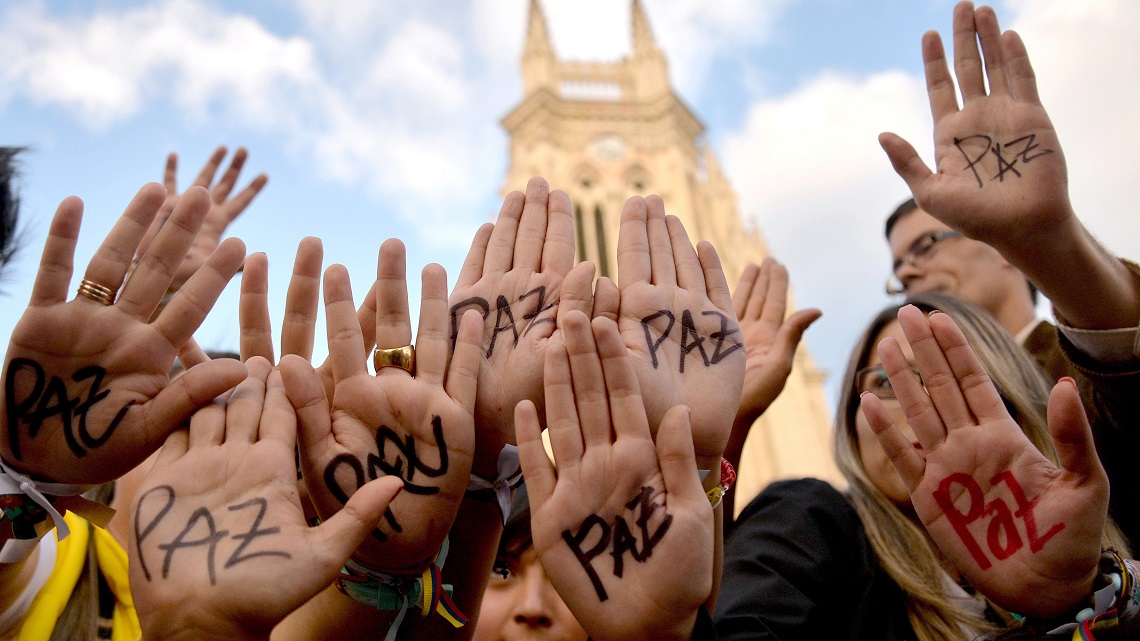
left=877, top=2, right=1140, bottom=548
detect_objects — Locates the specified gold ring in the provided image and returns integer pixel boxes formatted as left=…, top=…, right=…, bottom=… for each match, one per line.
left=76, top=279, right=116, bottom=306
left=373, top=345, right=415, bottom=375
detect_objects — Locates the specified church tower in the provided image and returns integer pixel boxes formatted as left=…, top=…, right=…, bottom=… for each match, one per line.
left=501, top=0, right=842, bottom=508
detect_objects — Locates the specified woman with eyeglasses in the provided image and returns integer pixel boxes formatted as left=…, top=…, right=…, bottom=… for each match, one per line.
left=715, top=292, right=1133, bottom=641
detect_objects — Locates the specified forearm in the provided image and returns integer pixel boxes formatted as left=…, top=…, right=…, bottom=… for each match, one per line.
left=1002, top=216, right=1140, bottom=330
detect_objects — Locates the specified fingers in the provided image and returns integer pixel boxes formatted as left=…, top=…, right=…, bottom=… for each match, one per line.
left=455, top=223, right=493, bottom=289
left=30, top=196, right=83, bottom=306
left=878, top=133, right=934, bottom=197
left=444, top=309, right=483, bottom=413
left=593, top=316, right=651, bottom=442
left=322, top=264, right=367, bottom=382
left=188, top=399, right=226, bottom=449
left=356, top=281, right=379, bottom=353
left=562, top=311, right=611, bottom=449
left=558, top=261, right=596, bottom=322
left=698, top=241, right=734, bottom=314
left=176, top=337, right=210, bottom=370
left=542, top=188, right=576, bottom=277
left=192, top=146, right=228, bottom=189
left=154, top=427, right=189, bottom=468
left=221, top=173, right=269, bottom=224
left=154, top=358, right=248, bottom=451
left=513, top=177, right=551, bottom=273
left=163, top=152, right=179, bottom=193
left=925, top=309, right=1010, bottom=425
left=645, top=196, right=676, bottom=288
left=732, top=262, right=760, bottom=321
left=544, top=335, right=583, bottom=470
left=974, top=5, right=1008, bottom=97
left=516, top=400, right=555, bottom=514
left=591, top=276, right=620, bottom=323
left=617, top=196, right=651, bottom=287
left=952, top=1, right=986, bottom=102
left=239, top=252, right=275, bottom=362
left=82, top=183, right=167, bottom=311
left=258, top=369, right=298, bottom=449
left=116, top=186, right=210, bottom=319
left=1046, top=378, right=1104, bottom=481
left=666, top=215, right=705, bottom=292
left=310, top=476, right=404, bottom=574
left=279, top=354, right=334, bottom=458
left=1002, top=30, right=1040, bottom=104
left=152, top=237, right=246, bottom=348
left=212, top=147, right=246, bottom=202
left=742, top=259, right=770, bottom=321
left=897, top=306, right=976, bottom=433
left=859, top=392, right=926, bottom=491
left=485, top=191, right=524, bottom=274
left=877, top=334, right=945, bottom=451
left=655, top=405, right=705, bottom=505
left=223, top=356, right=272, bottom=444
left=757, top=258, right=788, bottom=325
left=280, top=237, right=323, bottom=361
left=373, top=239, right=412, bottom=377
left=416, top=263, right=451, bottom=386
left=922, top=31, right=959, bottom=121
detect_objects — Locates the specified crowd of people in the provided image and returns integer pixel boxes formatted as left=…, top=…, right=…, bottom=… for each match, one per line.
left=1, top=3, right=1138, bottom=640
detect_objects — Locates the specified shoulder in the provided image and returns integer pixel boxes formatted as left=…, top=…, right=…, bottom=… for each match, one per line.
left=731, top=478, right=860, bottom=538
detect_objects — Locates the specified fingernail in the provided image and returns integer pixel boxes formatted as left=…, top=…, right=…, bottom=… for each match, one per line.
left=1060, top=376, right=1077, bottom=390
left=928, top=309, right=943, bottom=317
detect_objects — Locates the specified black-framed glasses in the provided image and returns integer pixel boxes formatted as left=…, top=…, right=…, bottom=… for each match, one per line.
left=855, top=364, right=922, bottom=400
left=885, top=230, right=960, bottom=295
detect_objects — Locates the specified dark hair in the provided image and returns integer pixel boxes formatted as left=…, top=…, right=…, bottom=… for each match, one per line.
left=884, top=197, right=918, bottom=239
left=1, top=147, right=24, bottom=276
left=883, top=197, right=1038, bottom=304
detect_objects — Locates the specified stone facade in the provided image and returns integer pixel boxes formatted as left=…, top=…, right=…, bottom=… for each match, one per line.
left=501, top=0, right=843, bottom=510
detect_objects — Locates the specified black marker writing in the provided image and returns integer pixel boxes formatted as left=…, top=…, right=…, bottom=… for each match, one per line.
left=954, top=133, right=1054, bottom=188
left=640, top=309, right=742, bottom=373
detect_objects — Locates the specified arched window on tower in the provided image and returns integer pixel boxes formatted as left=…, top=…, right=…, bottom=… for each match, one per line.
left=574, top=204, right=588, bottom=264
left=594, top=205, right=610, bottom=277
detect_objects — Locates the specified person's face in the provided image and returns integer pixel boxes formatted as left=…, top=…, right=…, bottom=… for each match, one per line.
left=853, top=319, right=921, bottom=507
left=473, top=544, right=589, bottom=641
left=887, top=208, right=1015, bottom=314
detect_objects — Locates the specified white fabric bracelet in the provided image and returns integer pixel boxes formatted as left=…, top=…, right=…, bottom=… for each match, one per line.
left=0, top=461, right=93, bottom=560
left=466, top=445, right=523, bottom=525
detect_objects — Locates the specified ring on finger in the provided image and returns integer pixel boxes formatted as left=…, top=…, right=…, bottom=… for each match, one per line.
left=76, top=279, right=116, bottom=306
left=373, top=345, right=415, bottom=376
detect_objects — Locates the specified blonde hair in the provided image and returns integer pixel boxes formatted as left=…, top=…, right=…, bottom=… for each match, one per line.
left=833, top=294, right=1129, bottom=641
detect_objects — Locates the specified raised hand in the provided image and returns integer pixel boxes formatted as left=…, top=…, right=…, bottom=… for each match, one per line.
left=860, top=306, right=1107, bottom=618
left=879, top=2, right=1071, bottom=247
left=448, top=177, right=594, bottom=453
left=516, top=312, right=713, bottom=641
left=130, top=357, right=403, bottom=641
left=280, top=240, right=484, bottom=572
left=137, top=146, right=268, bottom=295
left=616, top=196, right=744, bottom=467
left=730, top=258, right=821, bottom=426
left=1, top=184, right=247, bottom=483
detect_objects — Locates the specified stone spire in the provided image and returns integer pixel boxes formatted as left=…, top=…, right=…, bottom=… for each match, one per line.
left=521, top=0, right=556, bottom=94
left=631, top=0, right=659, bottom=54
left=629, top=0, right=668, bottom=98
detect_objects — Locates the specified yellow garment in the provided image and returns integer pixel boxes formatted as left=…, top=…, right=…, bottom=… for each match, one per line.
left=2, top=511, right=140, bottom=641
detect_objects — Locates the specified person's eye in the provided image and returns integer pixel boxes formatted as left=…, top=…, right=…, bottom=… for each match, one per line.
left=871, top=372, right=893, bottom=394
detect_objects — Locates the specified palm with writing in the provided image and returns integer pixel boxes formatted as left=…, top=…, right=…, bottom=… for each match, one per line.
left=879, top=2, right=1071, bottom=247
left=448, top=177, right=594, bottom=454
left=130, top=357, right=404, bottom=641
left=1, top=184, right=247, bottom=483
left=616, top=196, right=744, bottom=467
left=860, top=306, right=1107, bottom=618
left=517, top=312, right=713, bottom=641
left=280, top=240, right=483, bottom=571
left=136, top=146, right=268, bottom=296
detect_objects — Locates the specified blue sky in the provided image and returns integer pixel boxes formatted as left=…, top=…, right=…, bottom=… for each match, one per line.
left=2, top=0, right=1138, bottom=408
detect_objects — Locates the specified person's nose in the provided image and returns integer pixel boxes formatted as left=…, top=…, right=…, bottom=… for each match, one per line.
left=512, top=565, right=555, bottom=628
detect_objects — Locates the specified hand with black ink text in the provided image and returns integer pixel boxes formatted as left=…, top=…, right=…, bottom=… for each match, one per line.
left=448, top=177, right=594, bottom=463
left=879, top=2, right=1071, bottom=249
left=130, top=357, right=404, bottom=641
left=516, top=312, right=713, bottom=641
left=280, top=240, right=484, bottom=572
left=1, top=184, right=247, bottom=483
left=860, top=306, right=1108, bottom=618
left=616, top=196, right=744, bottom=469
left=136, top=146, right=267, bottom=297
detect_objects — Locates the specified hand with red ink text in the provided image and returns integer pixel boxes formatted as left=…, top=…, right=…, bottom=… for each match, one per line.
left=130, top=358, right=404, bottom=641
left=615, top=196, right=744, bottom=469
left=1, top=184, right=247, bottom=483
left=280, top=240, right=484, bottom=572
left=516, top=312, right=713, bottom=641
left=860, top=306, right=1108, bottom=618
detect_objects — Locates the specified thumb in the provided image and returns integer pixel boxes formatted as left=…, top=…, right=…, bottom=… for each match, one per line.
left=309, top=477, right=404, bottom=573
left=655, top=405, right=705, bottom=507
left=1046, top=377, right=1104, bottom=481
left=879, top=132, right=933, bottom=194
left=775, top=308, right=822, bottom=356
left=558, top=261, right=597, bottom=319
left=148, top=358, right=247, bottom=445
